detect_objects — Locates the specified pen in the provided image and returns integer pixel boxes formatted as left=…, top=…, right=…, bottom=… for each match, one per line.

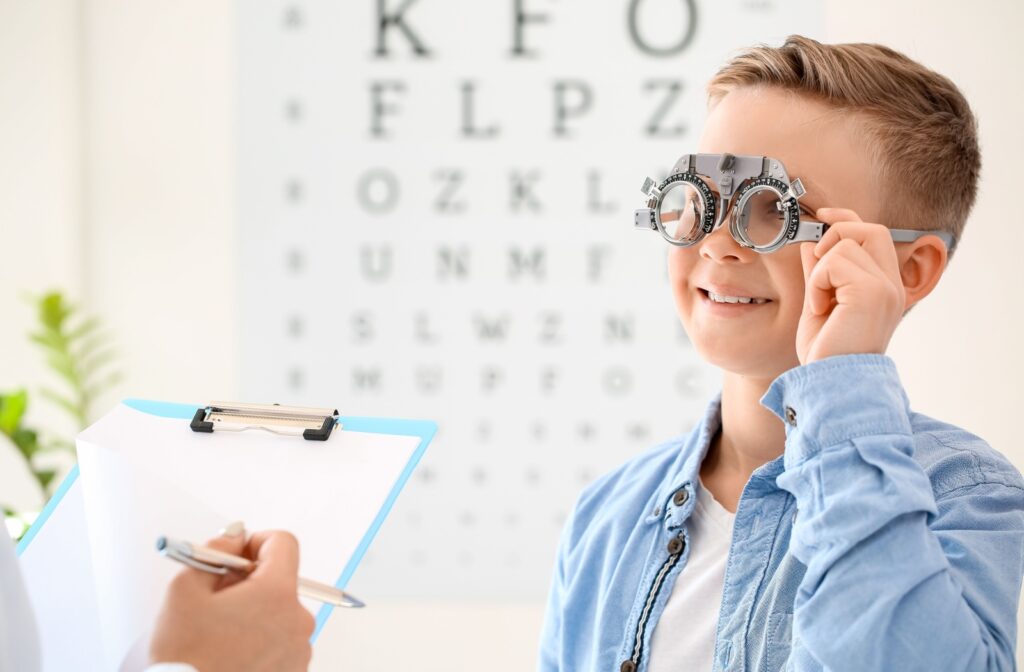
left=156, top=536, right=365, bottom=608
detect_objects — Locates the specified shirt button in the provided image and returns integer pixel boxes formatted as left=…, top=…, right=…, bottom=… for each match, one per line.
left=620, top=661, right=637, bottom=672
left=784, top=406, right=797, bottom=426
left=673, top=489, right=689, bottom=506
left=667, top=536, right=685, bottom=554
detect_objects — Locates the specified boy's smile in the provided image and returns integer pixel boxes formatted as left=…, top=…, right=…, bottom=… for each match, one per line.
left=668, top=85, right=881, bottom=381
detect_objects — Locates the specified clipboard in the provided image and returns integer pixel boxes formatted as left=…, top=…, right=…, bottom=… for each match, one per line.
left=15, top=398, right=436, bottom=672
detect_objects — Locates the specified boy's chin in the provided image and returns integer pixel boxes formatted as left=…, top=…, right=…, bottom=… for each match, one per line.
left=694, top=342, right=799, bottom=382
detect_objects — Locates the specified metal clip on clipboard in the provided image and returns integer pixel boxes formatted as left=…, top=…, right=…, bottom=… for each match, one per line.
left=189, top=401, right=341, bottom=441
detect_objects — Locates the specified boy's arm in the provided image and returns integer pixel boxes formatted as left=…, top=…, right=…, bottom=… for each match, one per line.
left=537, top=505, right=573, bottom=672
left=763, top=354, right=1024, bottom=671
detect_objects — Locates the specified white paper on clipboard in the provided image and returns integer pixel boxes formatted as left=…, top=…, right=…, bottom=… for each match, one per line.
left=17, top=400, right=434, bottom=672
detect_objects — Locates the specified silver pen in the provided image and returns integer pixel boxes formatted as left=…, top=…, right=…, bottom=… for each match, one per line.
left=156, top=536, right=365, bottom=608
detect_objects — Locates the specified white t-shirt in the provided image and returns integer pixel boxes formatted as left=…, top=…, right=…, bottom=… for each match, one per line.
left=648, top=478, right=736, bottom=672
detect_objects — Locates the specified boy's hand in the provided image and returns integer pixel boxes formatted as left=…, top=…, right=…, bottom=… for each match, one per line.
left=796, top=207, right=906, bottom=366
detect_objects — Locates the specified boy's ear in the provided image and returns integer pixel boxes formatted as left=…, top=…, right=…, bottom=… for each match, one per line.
left=897, top=234, right=949, bottom=312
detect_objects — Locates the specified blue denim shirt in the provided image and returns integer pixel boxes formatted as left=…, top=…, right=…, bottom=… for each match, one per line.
left=538, top=354, right=1024, bottom=671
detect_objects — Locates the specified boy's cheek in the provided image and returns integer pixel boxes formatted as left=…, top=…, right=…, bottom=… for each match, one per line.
left=665, top=249, right=697, bottom=309
left=665, top=246, right=695, bottom=285
left=769, top=249, right=810, bottom=311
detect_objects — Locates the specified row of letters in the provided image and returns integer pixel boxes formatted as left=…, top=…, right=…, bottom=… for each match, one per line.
left=282, top=169, right=649, bottom=216
left=284, top=0, right=701, bottom=59
left=298, top=312, right=691, bottom=345
left=286, top=364, right=703, bottom=397
left=286, top=246, right=669, bottom=283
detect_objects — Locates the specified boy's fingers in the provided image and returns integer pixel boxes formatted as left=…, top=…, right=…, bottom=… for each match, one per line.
left=824, top=238, right=887, bottom=279
left=807, top=249, right=877, bottom=314
left=799, top=242, right=818, bottom=292
left=814, top=220, right=901, bottom=285
left=815, top=207, right=863, bottom=223
left=800, top=242, right=830, bottom=317
left=813, top=210, right=867, bottom=257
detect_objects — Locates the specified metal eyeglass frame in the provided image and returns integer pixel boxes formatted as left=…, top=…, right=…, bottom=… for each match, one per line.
left=633, top=153, right=957, bottom=255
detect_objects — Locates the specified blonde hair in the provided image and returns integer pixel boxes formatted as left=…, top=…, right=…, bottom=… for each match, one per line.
left=708, top=35, right=980, bottom=260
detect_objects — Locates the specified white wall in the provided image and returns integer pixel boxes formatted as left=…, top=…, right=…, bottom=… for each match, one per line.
left=0, top=1, right=84, bottom=512
left=81, top=0, right=238, bottom=408
left=1, top=1, right=1022, bottom=670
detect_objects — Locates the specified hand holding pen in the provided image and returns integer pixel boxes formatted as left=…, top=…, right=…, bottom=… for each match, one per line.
left=148, top=525, right=317, bottom=672
left=157, top=533, right=364, bottom=608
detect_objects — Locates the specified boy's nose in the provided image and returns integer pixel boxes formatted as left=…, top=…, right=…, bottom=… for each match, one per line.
left=698, top=219, right=754, bottom=263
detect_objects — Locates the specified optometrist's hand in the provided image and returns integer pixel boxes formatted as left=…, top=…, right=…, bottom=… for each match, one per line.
left=796, top=208, right=906, bottom=366
left=148, top=528, right=316, bottom=672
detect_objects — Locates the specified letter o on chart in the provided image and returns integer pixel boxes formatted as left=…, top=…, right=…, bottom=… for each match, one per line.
left=627, top=0, right=699, bottom=57
left=358, top=169, right=400, bottom=214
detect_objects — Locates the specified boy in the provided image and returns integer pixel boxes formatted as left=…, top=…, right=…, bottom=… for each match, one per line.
left=538, top=36, right=1024, bottom=671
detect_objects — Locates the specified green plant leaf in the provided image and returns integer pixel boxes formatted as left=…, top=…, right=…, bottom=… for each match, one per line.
left=45, top=351, right=81, bottom=389
left=26, top=290, right=122, bottom=462
left=28, top=330, right=66, bottom=352
left=38, top=292, right=72, bottom=331
left=39, top=388, right=85, bottom=426
left=66, top=316, right=100, bottom=343
left=11, top=428, right=39, bottom=461
left=0, top=389, right=28, bottom=435
left=72, top=331, right=108, bottom=360
left=35, top=469, right=57, bottom=490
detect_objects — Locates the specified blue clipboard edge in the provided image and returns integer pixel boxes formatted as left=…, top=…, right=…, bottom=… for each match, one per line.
left=15, top=398, right=438, bottom=644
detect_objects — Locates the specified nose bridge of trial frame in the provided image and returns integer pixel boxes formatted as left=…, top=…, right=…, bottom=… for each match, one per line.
left=688, top=153, right=797, bottom=227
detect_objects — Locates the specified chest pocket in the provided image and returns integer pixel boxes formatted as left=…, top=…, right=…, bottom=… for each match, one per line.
left=767, top=611, right=794, bottom=671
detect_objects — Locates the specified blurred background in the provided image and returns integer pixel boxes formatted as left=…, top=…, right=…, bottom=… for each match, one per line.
left=1, top=1, right=1022, bottom=670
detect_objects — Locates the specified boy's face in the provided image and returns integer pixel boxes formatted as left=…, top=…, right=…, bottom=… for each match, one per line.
left=669, top=86, right=881, bottom=380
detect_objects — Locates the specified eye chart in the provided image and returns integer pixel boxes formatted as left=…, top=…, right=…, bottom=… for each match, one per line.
left=238, top=1, right=821, bottom=599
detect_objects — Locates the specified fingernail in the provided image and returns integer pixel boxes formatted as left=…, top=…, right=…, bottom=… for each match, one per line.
left=220, top=521, right=246, bottom=537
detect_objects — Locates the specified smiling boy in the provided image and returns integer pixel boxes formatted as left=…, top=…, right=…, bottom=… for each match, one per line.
left=538, top=36, right=1024, bottom=671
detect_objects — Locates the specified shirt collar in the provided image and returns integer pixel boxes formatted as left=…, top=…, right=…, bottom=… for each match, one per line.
left=658, top=387, right=787, bottom=514
left=657, top=389, right=723, bottom=509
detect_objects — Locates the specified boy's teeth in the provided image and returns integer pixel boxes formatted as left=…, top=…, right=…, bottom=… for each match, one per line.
left=707, top=290, right=768, bottom=304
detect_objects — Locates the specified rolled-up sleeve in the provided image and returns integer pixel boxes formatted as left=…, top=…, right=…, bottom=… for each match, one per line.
left=762, top=354, right=1024, bottom=671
